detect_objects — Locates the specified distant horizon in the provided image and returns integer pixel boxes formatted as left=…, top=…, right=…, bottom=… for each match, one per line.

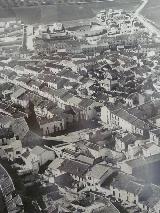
left=0, top=0, right=141, bottom=24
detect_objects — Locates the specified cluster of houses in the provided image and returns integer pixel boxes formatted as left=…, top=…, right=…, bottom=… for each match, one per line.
left=96, top=9, right=146, bottom=36
left=32, top=126, right=160, bottom=213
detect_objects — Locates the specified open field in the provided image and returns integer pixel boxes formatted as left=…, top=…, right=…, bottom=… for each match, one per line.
left=0, top=0, right=140, bottom=24
left=141, top=0, right=160, bottom=28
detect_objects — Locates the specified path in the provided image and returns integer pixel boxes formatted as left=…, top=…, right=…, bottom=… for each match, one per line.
left=134, top=0, right=160, bottom=37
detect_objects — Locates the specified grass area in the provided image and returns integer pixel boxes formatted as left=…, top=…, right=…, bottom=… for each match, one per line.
left=0, top=0, right=140, bottom=24
left=141, top=0, right=160, bottom=28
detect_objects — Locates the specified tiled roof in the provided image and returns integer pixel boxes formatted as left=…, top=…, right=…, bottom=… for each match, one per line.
left=76, top=155, right=94, bottom=165
left=121, top=133, right=137, bottom=145
left=111, top=172, right=144, bottom=194
left=11, top=87, right=26, bottom=99
left=58, top=159, right=90, bottom=177
left=86, top=164, right=114, bottom=180
left=78, top=98, right=94, bottom=108
left=48, top=158, right=64, bottom=170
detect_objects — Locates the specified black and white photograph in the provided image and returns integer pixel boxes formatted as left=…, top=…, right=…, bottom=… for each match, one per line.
left=0, top=0, right=160, bottom=212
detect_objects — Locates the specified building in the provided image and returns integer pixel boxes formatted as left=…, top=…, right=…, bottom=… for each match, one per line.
left=39, top=116, right=65, bottom=136
left=150, top=128, right=160, bottom=145
left=48, top=158, right=65, bottom=178
left=110, top=172, right=145, bottom=205
left=58, top=159, right=90, bottom=187
left=31, top=146, right=55, bottom=166
left=86, top=164, right=115, bottom=190
left=101, top=105, right=152, bottom=136
left=125, top=92, right=145, bottom=107
left=115, top=133, right=137, bottom=153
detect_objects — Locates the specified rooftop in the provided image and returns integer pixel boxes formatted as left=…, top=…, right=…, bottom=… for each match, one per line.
left=86, top=164, right=114, bottom=180
left=58, top=159, right=90, bottom=178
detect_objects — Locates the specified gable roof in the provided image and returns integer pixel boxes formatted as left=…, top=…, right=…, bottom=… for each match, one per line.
left=78, top=98, right=94, bottom=108
left=31, top=146, right=46, bottom=156
left=48, top=158, right=64, bottom=170
left=58, top=159, right=90, bottom=177
left=11, top=87, right=26, bottom=99
left=76, top=154, right=95, bottom=165
left=111, top=172, right=144, bottom=195
left=121, top=133, right=137, bottom=145
left=86, top=164, right=114, bottom=180
left=11, top=117, right=29, bottom=140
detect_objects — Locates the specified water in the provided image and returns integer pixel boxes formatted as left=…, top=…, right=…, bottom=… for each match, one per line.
left=0, top=0, right=140, bottom=24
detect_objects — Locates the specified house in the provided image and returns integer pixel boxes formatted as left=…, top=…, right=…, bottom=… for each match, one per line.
left=48, top=158, right=65, bottom=177
left=0, top=127, right=22, bottom=160
left=100, top=67, right=119, bottom=91
left=142, top=142, right=160, bottom=157
left=0, top=82, right=15, bottom=99
left=11, top=117, right=29, bottom=140
left=14, top=65, right=39, bottom=76
left=101, top=104, right=152, bottom=136
left=21, top=131, right=42, bottom=148
left=27, top=79, right=44, bottom=92
left=15, top=149, right=40, bottom=175
left=65, top=96, right=82, bottom=108
left=150, top=128, right=160, bottom=145
left=110, top=172, right=145, bottom=205
left=58, top=159, right=90, bottom=185
left=10, top=87, right=26, bottom=105
left=53, top=88, right=69, bottom=109
left=138, top=184, right=160, bottom=213
left=15, top=76, right=32, bottom=89
left=86, top=164, right=115, bottom=190
left=60, top=148, right=79, bottom=160
left=31, top=146, right=55, bottom=166
left=125, top=92, right=145, bottom=107
left=45, top=63, right=65, bottom=75
left=39, top=86, right=55, bottom=102
left=115, top=133, right=137, bottom=153
left=1, top=138, right=22, bottom=161
left=0, top=68, right=17, bottom=82
left=0, top=113, right=14, bottom=128
left=78, top=98, right=100, bottom=120
left=39, top=116, right=65, bottom=136
left=76, top=154, right=95, bottom=165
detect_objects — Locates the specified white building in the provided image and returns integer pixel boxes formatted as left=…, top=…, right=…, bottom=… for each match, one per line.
left=31, top=146, right=55, bottom=166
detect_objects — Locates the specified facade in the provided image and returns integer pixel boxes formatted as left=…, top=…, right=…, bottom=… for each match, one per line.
left=31, top=146, right=56, bottom=166
left=85, top=164, right=115, bottom=190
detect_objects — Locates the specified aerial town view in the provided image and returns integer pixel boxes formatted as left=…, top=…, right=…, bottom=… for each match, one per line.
left=1, top=0, right=160, bottom=212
